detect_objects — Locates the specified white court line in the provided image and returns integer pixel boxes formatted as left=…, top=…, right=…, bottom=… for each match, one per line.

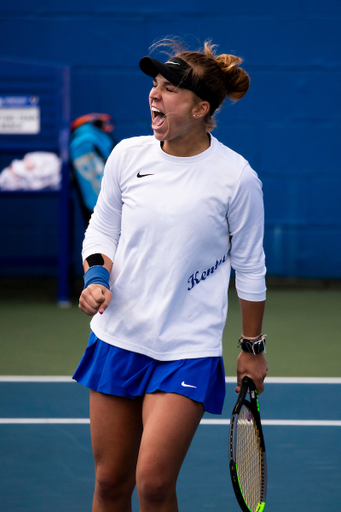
left=201, top=419, right=341, bottom=427
left=0, top=376, right=74, bottom=382
left=225, top=377, right=341, bottom=384
left=0, top=376, right=340, bottom=383
left=0, top=418, right=90, bottom=424
left=1, top=378, right=339, bottom=426
left=0, top=418, right=340, bottom=426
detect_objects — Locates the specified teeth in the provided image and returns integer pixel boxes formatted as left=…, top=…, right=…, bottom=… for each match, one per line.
left=151, top=107, right=162, bottom=113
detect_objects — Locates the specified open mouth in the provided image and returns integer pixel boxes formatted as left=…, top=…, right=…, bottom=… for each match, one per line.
left=151, top=106, right=166, bottom=130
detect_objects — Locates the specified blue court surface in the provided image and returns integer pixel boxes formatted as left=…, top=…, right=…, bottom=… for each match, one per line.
left=1, top=377, right=340, bottom=512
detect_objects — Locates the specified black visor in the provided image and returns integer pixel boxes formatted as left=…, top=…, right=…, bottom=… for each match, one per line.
left=139, top=56, right=219, bottom=114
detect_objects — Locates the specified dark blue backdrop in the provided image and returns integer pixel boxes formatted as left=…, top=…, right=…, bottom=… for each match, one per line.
left=0, top=0, right=340, bottom=278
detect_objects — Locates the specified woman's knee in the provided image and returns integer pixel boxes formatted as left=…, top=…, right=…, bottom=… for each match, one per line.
left=136, top=460, right=176, bottom=505
left=95, top=464, right=135, bottom=503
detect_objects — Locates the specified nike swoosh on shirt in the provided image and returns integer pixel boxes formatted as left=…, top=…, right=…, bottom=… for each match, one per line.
left=181, top=381, right=197, bottom=389
left=137, top=172, right=154, bottom=178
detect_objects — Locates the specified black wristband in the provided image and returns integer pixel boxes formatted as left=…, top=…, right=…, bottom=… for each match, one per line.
left=86, top=254, right=104, bottom=267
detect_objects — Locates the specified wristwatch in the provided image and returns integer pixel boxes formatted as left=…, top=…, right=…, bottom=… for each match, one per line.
left=238, top=335, right=266, bottom=355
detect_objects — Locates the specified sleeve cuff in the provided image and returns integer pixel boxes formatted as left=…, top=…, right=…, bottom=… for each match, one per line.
left=235, top=269, right=267, bottom=302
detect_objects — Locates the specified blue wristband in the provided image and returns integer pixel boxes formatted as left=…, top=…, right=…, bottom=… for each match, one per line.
left=84, top=266, right=110, bottom=290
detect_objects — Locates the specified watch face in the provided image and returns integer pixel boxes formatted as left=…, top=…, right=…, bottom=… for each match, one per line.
left=240, top=338, right=265, bottom=355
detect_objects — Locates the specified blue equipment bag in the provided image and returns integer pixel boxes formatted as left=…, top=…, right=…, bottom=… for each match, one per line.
left=69, top=113, right=116, bottom=215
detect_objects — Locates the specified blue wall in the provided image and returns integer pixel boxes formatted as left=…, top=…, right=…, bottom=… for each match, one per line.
left=0, top=0, right=341, bottom=278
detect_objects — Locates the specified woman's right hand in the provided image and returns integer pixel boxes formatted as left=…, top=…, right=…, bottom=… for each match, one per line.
left=78, top=284, right=113, bottom=316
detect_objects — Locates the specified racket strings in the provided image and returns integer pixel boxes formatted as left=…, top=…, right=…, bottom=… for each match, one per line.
left=235, top=404, right=262, bottom=512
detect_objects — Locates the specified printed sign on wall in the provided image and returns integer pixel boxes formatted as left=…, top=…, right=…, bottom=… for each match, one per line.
left=0, top=96, right=40, bottom=134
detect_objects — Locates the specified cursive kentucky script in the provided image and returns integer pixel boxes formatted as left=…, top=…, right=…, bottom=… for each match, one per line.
left=187, top=252, right=229, bottom=291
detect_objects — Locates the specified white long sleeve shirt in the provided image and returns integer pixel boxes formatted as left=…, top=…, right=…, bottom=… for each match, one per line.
left=83, top=135, right=266, bottom=360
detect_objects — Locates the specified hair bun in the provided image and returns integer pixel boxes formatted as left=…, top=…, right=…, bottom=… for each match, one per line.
left=215, top=54, right=250, bottom=101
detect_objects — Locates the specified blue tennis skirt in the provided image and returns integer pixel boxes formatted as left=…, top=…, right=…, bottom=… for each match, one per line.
left=73, top=332, right=226, bottom=415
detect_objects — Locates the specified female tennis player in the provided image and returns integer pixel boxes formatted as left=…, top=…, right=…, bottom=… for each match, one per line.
left=74, top=39, right=268, bottom=512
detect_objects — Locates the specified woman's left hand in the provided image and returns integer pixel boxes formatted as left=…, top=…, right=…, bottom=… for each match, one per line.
left=236, top=351, right=268, bottom=395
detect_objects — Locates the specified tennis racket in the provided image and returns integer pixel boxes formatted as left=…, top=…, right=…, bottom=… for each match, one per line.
left=229, top=376, right=267, bottom=512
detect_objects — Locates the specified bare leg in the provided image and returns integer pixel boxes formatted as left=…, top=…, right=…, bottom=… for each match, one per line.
left=136, top=392, right=204, bottom=512
left=90, top=390, right=143, bottom=512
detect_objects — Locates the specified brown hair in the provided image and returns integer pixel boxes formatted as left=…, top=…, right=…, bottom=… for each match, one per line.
left=151, top=39, right=250, bottom=131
